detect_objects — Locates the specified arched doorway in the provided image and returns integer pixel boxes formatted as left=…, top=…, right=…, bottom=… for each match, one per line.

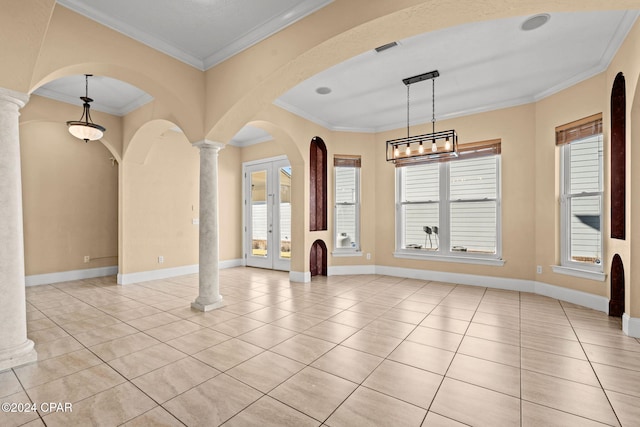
left=310, top=239, right=327, bottom=277
left=610, top=254, right=625, bottom=317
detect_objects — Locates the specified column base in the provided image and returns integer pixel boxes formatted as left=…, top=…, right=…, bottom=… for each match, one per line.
left=0, top=339, right=37, bottom=372
left=191, top=297, right=225, bottom=312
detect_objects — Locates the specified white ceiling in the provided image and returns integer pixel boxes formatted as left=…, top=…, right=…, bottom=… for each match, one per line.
left=37, top=3, right=639, bottom=145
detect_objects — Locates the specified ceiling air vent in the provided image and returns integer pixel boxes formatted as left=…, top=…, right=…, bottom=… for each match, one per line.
left=375, top=41, right=398, bottom=53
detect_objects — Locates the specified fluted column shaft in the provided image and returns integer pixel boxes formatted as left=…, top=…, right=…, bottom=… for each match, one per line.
left=191, top=140, right=225, bottom=311
left=0, top=87, right=37, bottom=370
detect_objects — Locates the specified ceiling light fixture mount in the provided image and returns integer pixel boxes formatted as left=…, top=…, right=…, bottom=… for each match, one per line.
left=66, top=74, right=106, bottom=143
left=521, top=13, right=550, bottom=31
left=386, top=70, right=458, bottom=164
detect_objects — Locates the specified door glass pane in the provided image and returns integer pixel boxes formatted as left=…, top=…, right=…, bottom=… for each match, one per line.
left=251, top=170, right=267, bottom=257
left=279, top=167, right=292, bottom=259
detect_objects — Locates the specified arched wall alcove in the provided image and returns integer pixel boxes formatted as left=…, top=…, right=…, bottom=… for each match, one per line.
left=610, top=254, right=625, bottom=317
left=611, top=72, right=626, bottom=240
left=310, top=239, right=327, bottom=277
left=310, top=136, right=327, bottom=232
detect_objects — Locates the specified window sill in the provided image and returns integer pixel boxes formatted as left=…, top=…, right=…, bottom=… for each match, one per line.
left=551, top=265, right=606, bottom=282
left=393, top=251, right=505, bottom=266
left=332, top=250, right=362, bottom=257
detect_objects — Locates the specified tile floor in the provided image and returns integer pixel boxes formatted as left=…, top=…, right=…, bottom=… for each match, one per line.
left=2, top=267, right=640, bottom=426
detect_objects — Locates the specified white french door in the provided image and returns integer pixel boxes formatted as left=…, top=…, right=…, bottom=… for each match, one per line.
left=244, top=157, right=291, bottom=271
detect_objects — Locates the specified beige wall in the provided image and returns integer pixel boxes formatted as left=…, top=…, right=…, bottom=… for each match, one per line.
left=20, top=117, right=118, bottom=275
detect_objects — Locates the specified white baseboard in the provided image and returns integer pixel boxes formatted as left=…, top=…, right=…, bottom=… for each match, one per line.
left=289, top=270, right=311, bottom=283
left=328, top=265, right=376, bottom=276
left=533, top=281, right=609, bottom=313
left=26, top=266, right=118, bottom=287
left=623, top=314, right=640, bottom=338
left=117, top=259, right=243, bottom=285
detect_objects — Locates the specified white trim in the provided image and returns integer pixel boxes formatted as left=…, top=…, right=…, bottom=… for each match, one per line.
left=533, top=281, right=608, bottom=313
left=242, top=155, right=288, bottom=167
left=375, top=265, right=533, bottom=292
left=26, top=266, right=118, bottom=287
left=393, top=251, right=505, bottom=266
left=328, top=265, right=375, bottom=276
left=551, top=265, right=606, bottom=282
left=289, top=270, right=311, bottom=283
left=622, top=314, right=640, bottom=338
left=332, top=251, right=363, bottom=257
left=117, top=259, right=242, bottom=285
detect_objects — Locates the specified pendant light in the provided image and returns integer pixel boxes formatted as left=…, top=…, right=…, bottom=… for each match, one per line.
left=66, top=74, right=106, bottom=142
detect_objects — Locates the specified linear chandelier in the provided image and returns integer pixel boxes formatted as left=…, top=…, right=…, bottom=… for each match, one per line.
left=66, top=74, right=106, bottom=143
left=386, top=70, right=458, bottom=163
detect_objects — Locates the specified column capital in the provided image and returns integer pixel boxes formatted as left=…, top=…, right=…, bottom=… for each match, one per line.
left=192, top=139, right=225, bottom=151
left=0, top=87, right=29, bottom=109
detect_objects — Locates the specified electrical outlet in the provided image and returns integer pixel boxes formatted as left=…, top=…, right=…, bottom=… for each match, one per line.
left=192, top=218, right=199, bottom=225
left=84, top=255, right=90, bottom=263
left=536, top=265, right=542, bottom=274
left=158, top=256, right=164, bottom=264
left=366, top=253, right=371, bottom=260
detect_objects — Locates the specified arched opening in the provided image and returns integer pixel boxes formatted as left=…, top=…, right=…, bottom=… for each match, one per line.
left=310, top=136, right=327, bottom=231
left=610, top=254, right=625, bottom=317
left=310, top=239, right=327, bottom=277
left=611, top=72, right=626, bottom=240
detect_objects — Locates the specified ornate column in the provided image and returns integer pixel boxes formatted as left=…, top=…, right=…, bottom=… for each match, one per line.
left=191, top=140, right=225, bottom=311
left=0, top=87, right=37, bottom=370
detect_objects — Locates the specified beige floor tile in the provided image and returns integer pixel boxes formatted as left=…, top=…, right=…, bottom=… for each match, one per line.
left=222, top=301, right=266, bottom=316
left=311, top=345, right=383, bottom=383
left=406, top=326, right=463, bottom=352
left=575, top=327, right=640, bottom=352
left=126, top=312, right=182, bottom=331
left=583, top=343, right=640, bottom=371
left=395, top=300, right=437, bottom=314
left=472, top=311, right=520, bottom=330
left=521, top=320, right=577, bottom=341
left=420, top=315, right=469, bottom=335
left=326, top=386, right=427, bottom=427
left=465, top=322, right=521, bottom=346
left=210, top=316, right=265, bottom=337
left=302, top=320, right=359, bottom=343
left=421, top=412, right=467, bottom=426
left=606, top=390, right=640, bottom=427
left=446, top=353, right=520, bottom=397
left=244, top=306, right=292, bottom=323
left=27, top=318, right=57, bottom=332
left=165, top=327, right=231, bottom=354
left=227, top=350, right=305, bottom=393
left=522, top=347, right=600, bottom=386
left=89, top=332, right=160, bottom=361
left=270, top=334, right=335, bottom=364
left=457, top=336, right=520, bottom=367
left=163, top=374, right=262, bottom=426
left=328, top=310, right=376, bottom=328
left=341, top=330, right=403, bottom=358
left=222, top=395, right=319, bottom=427
left=363, top=318, right=416, bottom=339
left=521, top=401, right=610, bottom=427
left=388, top=341, right=455, bottom=375
left=42, top=382, right=156, bottom=427
left=72, top=322, right=138, bottom=347
left=379, top=307, right=428, bottom=324
left=132, top=356, right=219, bottom=403
left=13, top=349, right=102, bottom=389
left=144, top=319, right=203, bottom=342
left=27, top=325, right=70, bottom=344
left=430, top=378, right=520, bottom=427
left=32, top=335, right=82, bottom=360
left=0, top=391, right=40, bottom=427
left=26, top=363, right=125, bottom=404
left=429, top=305, right=476, bottom=321
left=521, top=331, right=586, bottom=359
left=592, top=362, right=640, bottom=398
left=521, top=370, right=619, bottom=426
left=108, top=343, right=186, bottom=379
left=363, top=359, right=442, bottom=408
left=347, top=302, right=390, bottom=317
left=269, top=366, right=357, bottom=422
left=193, top=338, right=264, bottom=371
left=238, top=324, right=298, bottom=349
left=110, top=306, right=163, bottom=322
left=0, top=371, right=23, bottom=398
left=59, top=315, right=121, bottom=335
left=270, top=313, right=324, bottom=332
left=121, top=406, right=184, bottom=427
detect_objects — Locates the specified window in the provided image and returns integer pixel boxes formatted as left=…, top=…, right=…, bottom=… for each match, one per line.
left=334, top=155, right=360, bottom=253
left=558, top=115, right=603, bottom=271
left=396, top=141, right=501, bottom=262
